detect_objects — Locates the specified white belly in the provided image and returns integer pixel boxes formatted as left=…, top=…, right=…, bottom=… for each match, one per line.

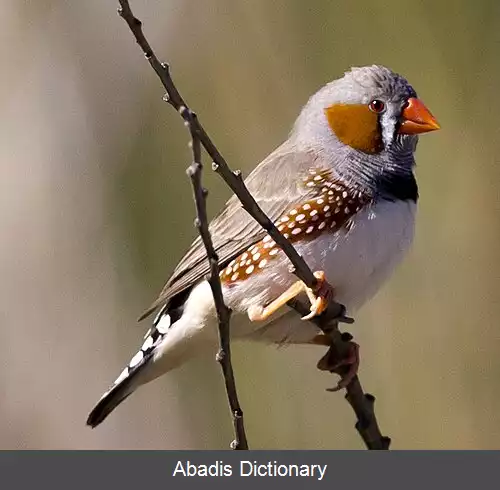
left=220, top=199, right=416, bottom=343
left=174, top=199, right=416, bottom=347
left=301, top=198, right=416, bottom=311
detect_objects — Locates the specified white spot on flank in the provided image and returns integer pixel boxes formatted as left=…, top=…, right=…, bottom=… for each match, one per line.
left=269, top=248, right=279, bottom=256
left=283, top=233, right=290, bottom=239
left=318, top=221, right=326, bottom=230
left=246, top=265, right=255, bottom=274
left=306, top=226, right=314, bottom=234
left=303, top=203, right=311, bottom=210
left=314, top=175, right=322, bottom=181
left=306, top=181, right=315, bottom=187
left=290, top=209, right=298, bottom=215
left=312, top=215, right=319, bottom=221
left=325, top=212, right=332, bottom=217
left=345, top=206, right=350, bottom=214
left=233, top=263, right=239, bottom=271
left=253, top=252, right=261, bottom=261
left=245, top=259, right=252, bottom=266
left=225, top=266, right=232, bottom=275
left=342, top=191, right=348, bottom=198
left=323, top=205, right=330, bottom=212
left=129, top=350, right=143, bottom=368
left=281, top=216, right=289, bottom=222
left=258, top=259, right=267, bottom=268
left=292, top=228, right=302, bottom=235
left=231, top=272, right=239, bottom=281
left=296, top=213, right=306, bottom=222
left=241, top=253, right=248, bottom=260
left=288, top=222, right=295, bottom=228
left=310, top=209, right=318, bottom=216
left=263, top=235, right=271, bottom=243
left=317, top=198, right=324, bottom=205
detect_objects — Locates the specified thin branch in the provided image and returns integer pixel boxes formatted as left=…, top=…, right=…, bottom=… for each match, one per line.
left=289, top=300, right=391, bottom=450
left=116, top=0, right=390, bottom=450
left=117, top=0, right=318, bottom=292
left=186, top=114, right=248, bottom=450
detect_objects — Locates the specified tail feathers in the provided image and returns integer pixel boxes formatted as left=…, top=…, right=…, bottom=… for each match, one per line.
left=86, top=349, right=153, bottom=428
left=87, top=314, right=172, bottom=428
left=86, top=378, right=134, bottom=428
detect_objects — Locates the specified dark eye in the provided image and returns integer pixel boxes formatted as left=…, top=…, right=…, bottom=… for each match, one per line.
left=368, top=99, right=385, bottom=113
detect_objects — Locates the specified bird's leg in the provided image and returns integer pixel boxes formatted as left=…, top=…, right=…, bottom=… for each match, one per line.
left=317, top=334, right=360, bottom=391
left=301, top=271, right=335, bottom=320
left=247, top=270, right=334, bottom=322
left=271, top=332, right=360, bottom=389
left=247, top=281, right=309, bottom=321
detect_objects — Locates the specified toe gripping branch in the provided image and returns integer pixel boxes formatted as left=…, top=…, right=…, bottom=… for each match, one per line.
left=287, top=298, right=391, bottom=450
left=317, top=332, right=360, bottom=391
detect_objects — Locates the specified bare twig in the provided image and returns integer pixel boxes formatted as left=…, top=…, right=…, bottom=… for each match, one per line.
left=289, top=300, right=391, bottom=450
left=117, top=0, right=318, bottom=292
left=116, top=0, right=390, bottom=450
left=186, top=114, right=248, bottom=450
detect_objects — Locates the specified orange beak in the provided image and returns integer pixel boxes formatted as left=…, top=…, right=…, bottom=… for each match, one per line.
left=399, top=97, right=440, bottom=134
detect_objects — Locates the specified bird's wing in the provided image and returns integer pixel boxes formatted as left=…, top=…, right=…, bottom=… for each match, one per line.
left=139, top=142, right=325, bottom=321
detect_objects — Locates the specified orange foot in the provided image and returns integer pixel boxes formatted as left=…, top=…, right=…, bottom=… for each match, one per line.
left=247, top=270, right=334, bottom=322
left=301, top=270, right=335, bottom=320
left=317, top=335, right=360, bottom=391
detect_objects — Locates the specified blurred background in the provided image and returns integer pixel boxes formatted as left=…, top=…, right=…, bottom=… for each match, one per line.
left=1, top=0, right=499, bottom=449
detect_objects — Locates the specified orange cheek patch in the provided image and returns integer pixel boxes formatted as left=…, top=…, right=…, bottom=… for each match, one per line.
left=325, top=103, right=383, bottom=154
left=220, top=171, right=371, bottom=285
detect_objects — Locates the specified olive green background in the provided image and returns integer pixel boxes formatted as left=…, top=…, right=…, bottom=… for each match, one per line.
left=1, top=0, right=499, bottom=449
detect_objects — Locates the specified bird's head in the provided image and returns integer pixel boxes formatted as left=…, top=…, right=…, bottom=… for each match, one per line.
left=292, top=65, right=440, bottom=199
left=293, top=64, right=440, bottom=154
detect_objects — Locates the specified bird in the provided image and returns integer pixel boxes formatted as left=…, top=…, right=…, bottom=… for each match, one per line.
left=87, top=65, right=440, bottom=428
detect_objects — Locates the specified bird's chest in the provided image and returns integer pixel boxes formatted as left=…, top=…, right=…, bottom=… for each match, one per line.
left=297, top=199, right=416, bottom=311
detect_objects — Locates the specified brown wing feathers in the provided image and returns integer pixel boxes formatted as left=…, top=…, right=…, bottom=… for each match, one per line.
left=139, top=146, right=370, bottom=321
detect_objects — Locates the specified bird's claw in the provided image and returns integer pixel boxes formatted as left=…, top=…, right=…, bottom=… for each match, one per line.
left=317, top=340, right=360, bottom=391
left=301, top=271, right=335, bottom=320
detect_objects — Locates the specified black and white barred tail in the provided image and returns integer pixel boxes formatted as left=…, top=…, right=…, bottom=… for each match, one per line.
left=86, top=311, right=172, bottom=428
